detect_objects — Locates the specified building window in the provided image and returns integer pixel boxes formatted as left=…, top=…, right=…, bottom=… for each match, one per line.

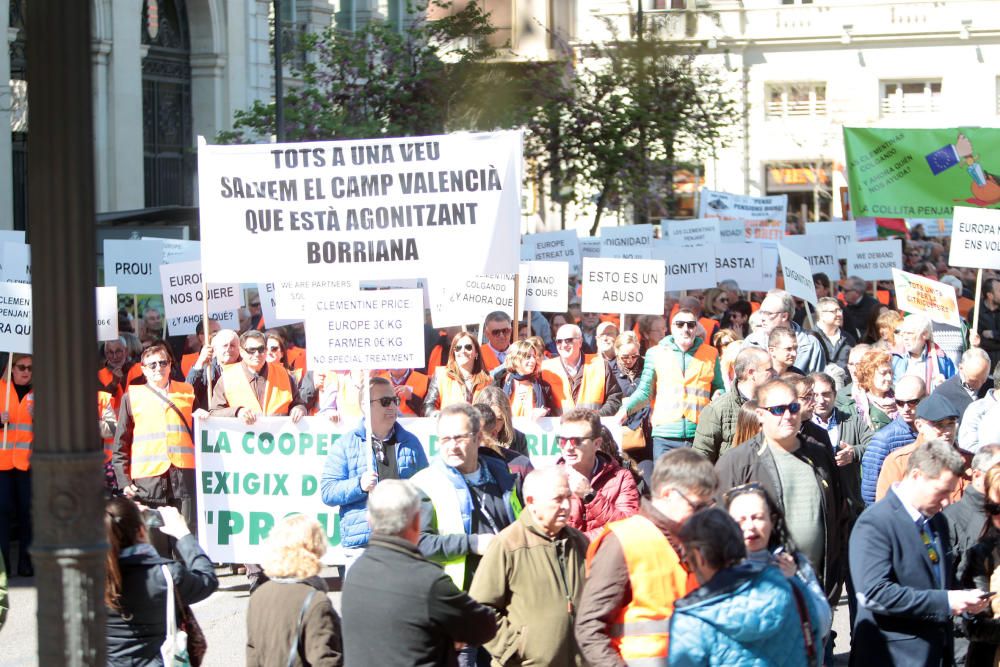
left=880, top=80, right=942, bottom=116
left=765, top=83, right=826, bottom=118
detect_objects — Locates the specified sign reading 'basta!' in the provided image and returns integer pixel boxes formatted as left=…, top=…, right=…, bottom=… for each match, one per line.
left=197, top=132, right=522, bottom=282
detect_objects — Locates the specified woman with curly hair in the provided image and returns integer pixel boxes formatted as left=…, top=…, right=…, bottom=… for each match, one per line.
left=421, top=331, right=492, bottom=417
left=492, top=339, right=556, bottom=418
left=247, top=515, right=343, bottom=666
left=852, top=348, right=897, bottom=430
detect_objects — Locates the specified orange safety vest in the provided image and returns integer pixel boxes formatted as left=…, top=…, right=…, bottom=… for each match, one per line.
left=320, top=370, right=365, bottom=421
left=181, top=353, right=199, bottom=378
left=99, top=364, right=144, bottom=412
left=376, top=370, right=429, bottom=416
left=98, top=390, right=115, bottom=463
left=586, top=514, right=694, bottom=663
left=433, top=367, right=490, bottom=410
left=0, top=381, right=33, bottom=471
left=480, top=345, right=503, bottom=373
left=286, top=346, right=307, bottom=372
left=427, top=344, right=446, bottom=375
left=222, top=362, right=293, bottom=416
left=648, top=342, right=718, bottom=428
left=509, top=382, right=537, bottom=418
left=541, top=354, right=607, bottom=412
left=127, top=382, right=195, bottom=479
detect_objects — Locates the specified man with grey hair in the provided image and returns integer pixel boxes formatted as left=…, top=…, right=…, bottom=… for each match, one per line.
left=412, top=403, right=521, bottom=667
left=850, top=439, right=990, bottom=666
left=742, top=289, right=826, bottom=374
left=469, top=466, right=589, bottom=666
left=541, top=323, right=622, bottom=416
left=342, top=479, right=497, bottom=666
left=694, top=346, right=774, bottom=463
left=810, top=296, right=857, bottom=374
left=841, top=275, right=880, bottom=341
left=958, top=360, right=1000, bottom=451
left=892, top=313, right=956, bottom=386
left=932, top=347, right=994, bottom=427
left=719, top=279, right=742, bottom=305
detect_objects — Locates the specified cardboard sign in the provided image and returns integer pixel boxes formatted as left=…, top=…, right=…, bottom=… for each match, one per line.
left=581, top=258, right=665, bottom=315
left=429, top=275, right=515, bottom=329
left=2, top=243, right=30, bottom=284
left=305, top=289, right=425, bottom=369
left=159, top=261, right=242, bottom=336
left=854, top=217, right=879, bottom=241
left=950, top=206, right=1000, bottom=270
left=653, top=242, right=717, bottom=292
left=521, top=261, right=569, bottom=313
left=523, top=230, right=581, bottom=275
left=198, top=132, right=523, bottom=282
left=273, top=279, right=358, bottom=320
left=663, top=218, right=721, bottom=246
left=892, top=268, right=961, bottom=327
left=360, top=278, right=430, bottom=310
left=142, top=237, right=201, bottom=264
left=778, top=235, right=839, bottom=278
left=804, top=220, right=857, bottom=260
left=600, top=225, right=653, bottom=259
left=256, top=282, right=302, bottom=328
left=103, top=239, right=164, bottom=294
left=714, top=243, right=765, bottom=292
left=778, top=245, right=819, bottom=307
left=578, top=237, right=602, bottom=262
left=846, top=240, right=902, bottom=281
left=0, top=281, right=32, bottom=353
left=96, top=286, right=119, bottom=342
left=699, top=189, right=788, bottom=241
left=759, top=245, right=779, bottom=291
left=718, top=219, right=747, bottom=244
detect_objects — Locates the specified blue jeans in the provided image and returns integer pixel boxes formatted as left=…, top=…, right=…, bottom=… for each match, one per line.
left=652, top=437, right=693, bottom=461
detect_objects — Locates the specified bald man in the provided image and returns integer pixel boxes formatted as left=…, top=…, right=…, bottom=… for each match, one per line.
left=930, top=348, right=994, bottom=427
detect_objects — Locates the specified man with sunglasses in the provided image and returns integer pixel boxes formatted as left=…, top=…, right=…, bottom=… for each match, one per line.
left=541, top=323, right=622, bottom=416
left=742, top=289, right=826, bottom=374
left=209, top=329, right=306, bottom=424
left=112, top=342, right=198, bottom=556
left=860, top=375, right=927, bottom=505
left=479, top=311, right=513, bottom=373
left=321, top=376, right=428, bottom=576
left=575, top=449, right=717, bottom=667
left=619, top=307, right=724, bottom=458
left=716, top=378, right=847, bottom=606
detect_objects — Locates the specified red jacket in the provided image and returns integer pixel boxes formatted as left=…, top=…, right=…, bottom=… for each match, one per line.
left=561, top=452, right=641, bottom=541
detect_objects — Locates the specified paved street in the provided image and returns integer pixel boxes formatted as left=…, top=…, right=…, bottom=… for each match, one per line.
left=0, top=568, right=851, bottom=666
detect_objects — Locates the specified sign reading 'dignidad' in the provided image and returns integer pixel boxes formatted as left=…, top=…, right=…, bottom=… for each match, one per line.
left=600, top=225, right=653, bottom=259
left=581, top=258, right=665, bottom=315
left=846, top=239, right=902, bottom=281
left=159, top=261, right=242, bottom=336
left=305, top=289, right=424, bottom=369
left=0, top=281, right=32, bottom=353
left=197, top=132, right=522, bottom=283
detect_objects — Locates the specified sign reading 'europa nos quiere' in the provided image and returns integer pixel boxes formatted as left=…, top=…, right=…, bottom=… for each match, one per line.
left=197, top=132, right=523, bottom=282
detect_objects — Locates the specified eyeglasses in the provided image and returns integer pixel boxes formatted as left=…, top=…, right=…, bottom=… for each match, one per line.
left=556, top=337, right=580, bottom=345
left=266, top=345, right=282, bottom=352
left=723, top=482, right=766, bottom=505
left=243, top=345, right=267, bottom=355
left=487, top=327, right=511, bottom=337
left=819, top=309, right=842, bottom=315
left=717, top=297, right=730, bottom=303
left=249, top=301, right=261, bottom=307
left=984, top=502, right=1000, bottom=516
left=143, top=360, right=170, bottom=369
left=673, top=488, right=715, bottom=513
left=556, top=435, right=595, bottom=448
left=618, top=353, right=640, bottom=361
left=455, top=343, right=475, bottom=352
left=673, top=320, right=697, bottom=329
left=439, top=433, right=474, bottom=446
left=13, top=364, right=31, bottom=372
left=760, top=402, right=802, bottom=417
left=371, top=396, right=401, bottom=408
left=895, top=398, right=921, bottom=408
left=758, top=310, right=783, bottom=318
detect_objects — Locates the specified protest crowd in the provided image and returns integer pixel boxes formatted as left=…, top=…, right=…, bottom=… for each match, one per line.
left=7, top=129, right=1000, bottom=667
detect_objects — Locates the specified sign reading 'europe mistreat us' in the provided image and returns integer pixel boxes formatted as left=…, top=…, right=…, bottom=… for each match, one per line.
left=197, top=132, right=522, bottom=282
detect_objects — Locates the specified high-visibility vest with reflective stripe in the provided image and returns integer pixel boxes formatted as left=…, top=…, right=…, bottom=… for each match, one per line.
left=99, top=390, right=115, bottom=463
left=0, top=381, right=33, bottom=471
left=586, top=514, right=693, bottom=664
left=648, top=342, right=718, bottom=428
left=411, top=463, right=523, bottom=589
left=541, top=354, right=606, bottom=412
left=129, top=382, right=196, bottom=479
left=222, top=362, right=293, bottom=416
left=375, top=370, right=428, bottom=416
left=433, top=368, right=490, bottom=410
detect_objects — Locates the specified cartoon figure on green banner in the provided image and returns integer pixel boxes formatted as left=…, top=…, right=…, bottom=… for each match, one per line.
left=926, top=133, right=1000, bottom=207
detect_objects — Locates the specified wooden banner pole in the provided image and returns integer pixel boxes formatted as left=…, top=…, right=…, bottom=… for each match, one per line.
left=972, top=268, right=984, bottom=338
left=203, top=282, right=213, bottom=399
left=2, top=354, right=12, bottom=450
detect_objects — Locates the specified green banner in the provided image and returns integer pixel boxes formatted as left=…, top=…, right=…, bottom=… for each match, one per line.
left=844, top=127, right=1000, bottom=218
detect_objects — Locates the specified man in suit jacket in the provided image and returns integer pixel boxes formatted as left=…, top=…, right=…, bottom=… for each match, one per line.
left=931, top=347, right=993, bottom=428
left=849, top=439, right=990, bottom=667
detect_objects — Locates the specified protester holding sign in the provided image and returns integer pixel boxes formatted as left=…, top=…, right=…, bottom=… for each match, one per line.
left=181, top=318, right=220, bottom=378
left=186, top=328, right=240, bottom=411
left=891, top=314, right=956, bottom=387
left=99, top=337, right=144, bottom=412
left=619, top=308, right=724, bottom=458
left=321, top=376, right=428, bottom=576
left=0, top=354, right=32, bottom=577
left=422, top=332, right=493, bottom=418
left=112, top=342, right=198, bottom=558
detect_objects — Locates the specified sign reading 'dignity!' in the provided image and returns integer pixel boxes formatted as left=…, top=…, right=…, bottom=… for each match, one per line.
left=600, top=225, right=653, bottom=259
left=197, top=132, right=523, bottom=282
left=581, top=258, right=665, bottom=315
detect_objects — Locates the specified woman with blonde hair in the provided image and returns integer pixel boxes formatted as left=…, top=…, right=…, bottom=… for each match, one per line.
left=867, top=309, right=903, bottom=350
left=247, top=515, right=343, bottom=666
left=703, top=288, right=731, bottom=321
left=422, top=331, right=492, bottom=416
left=493, top=339, right=556, bottom=419
left=713, top=328, right=742, bottom=391
left=475, top=385, right=530, bottom=456
left=732, top=399, right=761, bottom=449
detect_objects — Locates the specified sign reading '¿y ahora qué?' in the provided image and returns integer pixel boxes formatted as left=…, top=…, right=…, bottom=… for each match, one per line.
left=197, top=132, right=522, bottom=282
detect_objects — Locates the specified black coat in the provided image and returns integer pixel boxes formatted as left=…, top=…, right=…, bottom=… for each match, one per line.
left=932, top=374, right=994, bottom=428
left=844, top=294, right=880, bottom=343
left=945, top=484, right=988, bottom=585
left=106, top=535, right=219, bottom=666
left=849, top=492, right=955, bottom=667
left=810, top=328, right=858, bottom=374
left=341, top=535, right=497, bottom=667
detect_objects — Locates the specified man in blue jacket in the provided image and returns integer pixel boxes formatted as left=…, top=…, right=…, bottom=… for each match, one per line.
left=860, top=375, right=926, bottom=505
left=321, top=376, right=428, bottom=576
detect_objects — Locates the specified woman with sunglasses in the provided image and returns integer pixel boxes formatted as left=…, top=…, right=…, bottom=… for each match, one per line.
left=720, top=300, right=753, bottom=340
left=422, top=332, right=492, bottom=417
left=725, top=483, right=831, bottom=651
left=492, top=339, right=556, bottom=419
left=702, top=288, right=730, bottom=322
left=612, top=332, right=651, bottom=461
left=962, top=465, right=1000, bottom=665
left=0, top=354, right=33, bottom=577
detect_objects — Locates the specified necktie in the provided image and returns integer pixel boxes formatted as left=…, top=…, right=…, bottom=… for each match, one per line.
left=919, top=520, right=941, bottom=585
